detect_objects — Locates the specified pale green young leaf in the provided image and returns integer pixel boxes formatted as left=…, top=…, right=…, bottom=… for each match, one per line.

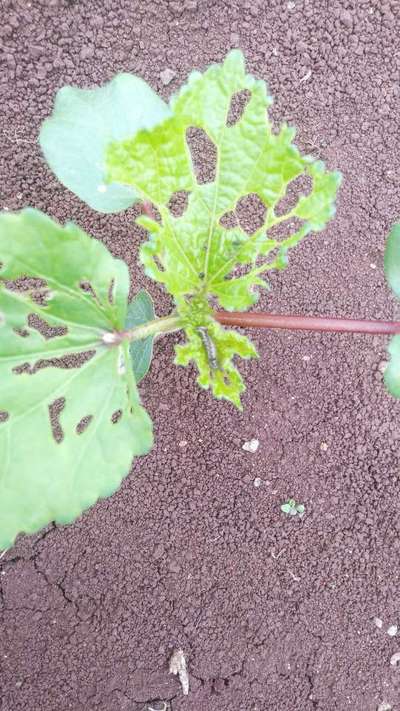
left=0, top=209, right=153, bottom=550
left=125, top=289, right=155, bottom=384
left=174, top=317, right=258, bottom=410
left=39, top=74, right=171, bottom=213
left=106, top=50, right=341, bottom=406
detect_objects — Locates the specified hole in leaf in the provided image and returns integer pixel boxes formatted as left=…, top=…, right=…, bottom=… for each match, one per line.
left=235, top=194, right=266, bottom=234
left=0, top=311, right=5, bottom=326
left=111, top=409, right=122, bottom=424
left=186, top=127, right=217, bottom=184
left=0, top=411, right=9, bottom=424
left=48, top=397, right=65, bottom=444
left=268, top=216, right=304, bottom=242
left=219, top=211, right=238, bottom=229
left=12, top=350, right=95, bottom=375
left=141, top=201, right=162, bottom=223
left=168, top=191, right=189, bottom=218
left=76, top=415, right=93, bottom=435
left=226, top=89, right=251, bottom=127
left=108, top=278, right=115, bottom=305
left=13, top=327, right=30, bottom=338
left=5, top=276, right=46, bottom=293
left=274, top=174, right=312, bottom=217
left=30, top=289, right=55, bottom=307
left=28, top=314, right=67, bottom=340
left=79, top=280, right=98, bottom=301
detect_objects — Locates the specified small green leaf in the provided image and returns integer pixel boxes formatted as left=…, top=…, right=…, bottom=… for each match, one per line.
left=39, top=74, right=171, bottom=213
left=281, top=503, right=293, bottom=515
left=106, top=50, right=341, bottom=407
left=385, top=223, right=400, bottom=300
left=0, top=209, right=153, bottom=549
left=174, top=317, right=258, bottom=410
left=125, top=289, right=155, bottom=384
left=296, top=504, right=305, bottom=515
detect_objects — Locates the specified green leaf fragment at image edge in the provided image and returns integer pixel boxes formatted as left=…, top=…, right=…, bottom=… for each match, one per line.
left=384, top=224, right=400, bottom=398
left=385, top=223, right=400, bottom=300
left=0, top=209, right=153, bottom=549
left=106, top=50, right=341, bottom=407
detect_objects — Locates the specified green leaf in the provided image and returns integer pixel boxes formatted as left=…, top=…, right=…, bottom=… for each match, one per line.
left=0, top=209, right=153, bottom=549
left=174, top=316, right=258, bottom=410
left=125, top=289, right=155, bottom=384
left=39, top=74, right=171, bottom=213
left=384, top=224, right=400, bottom=399
left=384, top=335, right=400, bottom=398
left=385, top=223, right=400, bottom=300
left=281, top=503, right=294, bottom=515
left=106, top=50, right=341, bottom=406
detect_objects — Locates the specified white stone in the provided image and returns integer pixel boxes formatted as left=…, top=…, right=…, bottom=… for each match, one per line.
left=160, top=68, right=176, bottom=86
left=242, top=439, right=259, bottom=453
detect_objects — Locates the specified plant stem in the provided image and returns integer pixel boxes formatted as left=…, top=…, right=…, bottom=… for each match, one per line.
left=108, top=310, right=400, bottom=347
left=121, top=314, right=182, bottom=342
left=214, top=311, right=400, bottom=336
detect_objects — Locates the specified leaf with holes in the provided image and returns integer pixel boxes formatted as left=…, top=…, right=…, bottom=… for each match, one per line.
left=0, top=208, right=153, bottom=550
left=39, top=73, right=171, bottom=213
left=384, top=224, right=400, bottom=398
left=125, top=289, right=155, bottom=384
left=106, top=50, right=341, bottom=406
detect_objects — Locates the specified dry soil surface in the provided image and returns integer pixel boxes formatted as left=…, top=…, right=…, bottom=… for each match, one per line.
left=1, top=1, right=400, bottom=710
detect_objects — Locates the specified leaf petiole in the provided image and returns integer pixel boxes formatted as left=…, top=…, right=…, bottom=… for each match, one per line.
left=120, top=314, right=182, bottom=343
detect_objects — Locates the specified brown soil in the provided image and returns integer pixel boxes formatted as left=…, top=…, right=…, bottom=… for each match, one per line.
left=1, top=1, right=400, bottom=710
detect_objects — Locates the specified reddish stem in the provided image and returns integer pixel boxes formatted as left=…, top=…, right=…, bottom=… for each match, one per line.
left=214, top=311, right=400, bottom=336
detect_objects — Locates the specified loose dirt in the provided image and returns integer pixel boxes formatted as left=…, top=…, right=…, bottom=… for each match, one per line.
left=1, top=1, right=400, bottom=710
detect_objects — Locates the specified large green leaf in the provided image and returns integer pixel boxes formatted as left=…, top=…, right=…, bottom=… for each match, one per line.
left=0, top=209, right=153, bottom=549
left=106, top=50, right=341, bottom=406
left=126, top=289, right=155, bottom=384
left=39, top=74, right=171, bottom=213
left=384, top=224, right=400, bottom=398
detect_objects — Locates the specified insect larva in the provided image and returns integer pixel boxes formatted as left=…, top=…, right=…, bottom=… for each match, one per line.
left=197, top=326, right=218, bottom=370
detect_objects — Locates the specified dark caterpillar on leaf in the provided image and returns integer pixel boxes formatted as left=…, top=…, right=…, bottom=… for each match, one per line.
left=197, top=327, right=219, bottom=370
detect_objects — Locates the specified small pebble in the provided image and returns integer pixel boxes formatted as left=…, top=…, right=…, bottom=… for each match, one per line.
left=254, top=477, right=262, bottom=488
left=242, top=439, right=259, bottom=453
left=178, top=440, right=187, bottom=448
left=15, top=681, right=23, bottom=689
left=378, top=360, right=388, bottom=374
left=387, top=625, right=398, bottom=637
left=287, top=1, right=296, bottom=8
left=299, top=69, right=312, bottom=83
left=160, top=68, right=176, bottom=86
left=320, top=442, right=328, bottom=452
left=377, top=703, right=392, bottom=711
left=390, top=651, right=400, bottom=666
left=374, top=617, right=383, bottom=629
left=340, top=9, right=353, bottom=27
